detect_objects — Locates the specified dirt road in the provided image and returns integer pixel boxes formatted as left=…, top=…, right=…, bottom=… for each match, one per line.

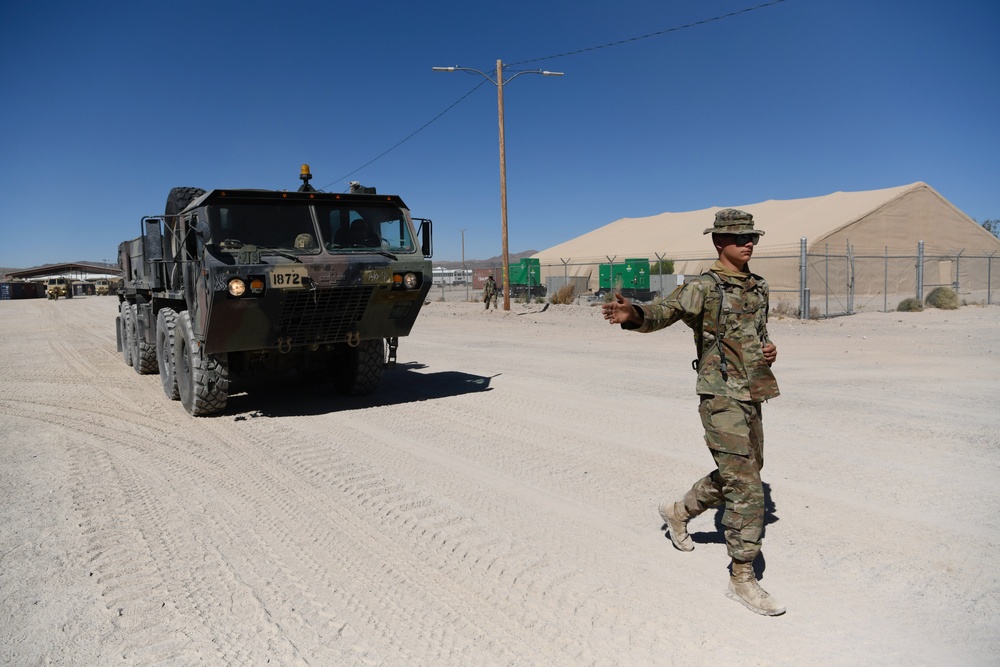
left=2, top=296, right=998, bottom=665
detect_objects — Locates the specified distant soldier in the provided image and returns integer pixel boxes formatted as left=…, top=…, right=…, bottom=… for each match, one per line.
left=483, top=275, right=498, bottom=310
left=602, top=208, right=784, bottom=616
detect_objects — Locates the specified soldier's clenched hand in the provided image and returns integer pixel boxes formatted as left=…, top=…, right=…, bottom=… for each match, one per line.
left=762, top=342, right=777, bottom=366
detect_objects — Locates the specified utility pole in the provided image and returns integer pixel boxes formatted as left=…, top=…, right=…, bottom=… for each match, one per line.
left=433, top=61, right=563, bottom=310
left=461, top=228, right=468, bottom=301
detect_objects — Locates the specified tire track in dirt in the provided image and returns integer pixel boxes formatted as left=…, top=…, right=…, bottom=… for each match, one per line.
left=3, top=399, right=386, bottom=665
left=248, top=409, right=675, bottom=665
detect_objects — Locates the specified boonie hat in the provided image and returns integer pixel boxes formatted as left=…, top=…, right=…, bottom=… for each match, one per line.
left=704, top=208, right=765, bottom=236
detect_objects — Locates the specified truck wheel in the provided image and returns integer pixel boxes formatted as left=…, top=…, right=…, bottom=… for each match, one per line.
left=120, top=304, right=134, bottom=367
left=156, top=308, right=179, bottom=400
left=334, top=339, right=384, bottom=396
left=131, top=304, right=158, bottom=374
left=165, top=187, right=206, bottom=216
left=173, top=310, right=229, bottom=416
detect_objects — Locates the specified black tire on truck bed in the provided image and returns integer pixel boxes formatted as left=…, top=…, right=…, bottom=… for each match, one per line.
left=165, top=187, right=206, bottom=216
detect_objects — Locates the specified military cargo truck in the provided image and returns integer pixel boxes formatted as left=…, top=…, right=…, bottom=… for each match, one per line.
left=116, top=166, right=434, bottom=415
left=46, top=277, right=73, bottom=300
left=94, top=279, right=111, bottom=295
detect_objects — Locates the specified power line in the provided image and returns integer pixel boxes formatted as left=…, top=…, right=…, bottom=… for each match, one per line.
left=508, top=0, right=788, bottom=66
left=319, top=77, right=490, bottom=192
left=328, top=0, right=789, bottom=184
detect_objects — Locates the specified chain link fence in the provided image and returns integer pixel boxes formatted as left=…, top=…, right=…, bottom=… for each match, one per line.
left=434, top=242, right=998, bottom=317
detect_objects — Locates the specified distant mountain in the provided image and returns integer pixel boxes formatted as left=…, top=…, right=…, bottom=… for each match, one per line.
left=432, top=250, right=538, bottom=270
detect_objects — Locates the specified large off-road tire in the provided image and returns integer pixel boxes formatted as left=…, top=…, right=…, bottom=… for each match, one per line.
left=173, top=310, right=228, bottom=416
left=156, top=308, right=179, bottom=400
left=334, top=339, right=385, bottom=396
left=165, top=187, right=206, bottom=216
left=131, top=304, right=158, bottom=375
left=120, top=303, right=134, bottom=367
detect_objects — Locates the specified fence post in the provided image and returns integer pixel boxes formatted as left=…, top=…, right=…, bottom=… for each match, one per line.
left=916, top=240, right=925, bottom=301
left=847, top=241, right=855, bottom=315
left=825, top=243, right=829, bottom=318
left=988, top=252, right=996, bottom=306
left=883, top=246, right=888, bottom=313
left=655, top=252, right=668, bottom=298
left=799, top=237, right=808, bottom=319
left=954, top=249, right=964, bottom=293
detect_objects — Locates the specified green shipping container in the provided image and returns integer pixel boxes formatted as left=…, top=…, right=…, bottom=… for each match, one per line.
left=599, top=258, right=650, bottom=292
left=508, top=258, right=545, bottom=297
left=508, top=258, right=540, bottom=286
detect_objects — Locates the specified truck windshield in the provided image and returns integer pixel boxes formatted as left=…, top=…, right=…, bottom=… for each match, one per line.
left=204, top=202, right=416, bottom=255
left=314, top=203, right=416, bottom=253
left=206, top=204, right=322, bottom=255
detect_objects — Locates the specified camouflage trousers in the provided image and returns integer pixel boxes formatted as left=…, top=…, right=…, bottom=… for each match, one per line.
left=681, top=395, right=765, bottom=563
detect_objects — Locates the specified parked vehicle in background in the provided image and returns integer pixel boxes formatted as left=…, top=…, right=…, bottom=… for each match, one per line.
left=95, top=279, right=111, bottom=295
left=46, top=277, right=73, bottom=300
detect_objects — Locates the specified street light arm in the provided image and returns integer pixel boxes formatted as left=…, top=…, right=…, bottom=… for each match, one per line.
left=502, top=69, right=564, bottom=84
left=433, top=65, right=562, bottom=86
left=432, top=65, right=497, bottom=85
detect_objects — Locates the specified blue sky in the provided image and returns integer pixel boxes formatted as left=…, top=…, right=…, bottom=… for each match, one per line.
left=1, top=0, right=997, bottom=267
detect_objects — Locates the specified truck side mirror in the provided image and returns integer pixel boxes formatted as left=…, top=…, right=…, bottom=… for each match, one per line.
left=144, top=218, right=163, bottom=261
left=418, top=218, right=433, bottom=258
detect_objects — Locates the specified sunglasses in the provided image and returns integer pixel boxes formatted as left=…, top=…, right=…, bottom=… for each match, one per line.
left=721, top=233, right=760, bottom=246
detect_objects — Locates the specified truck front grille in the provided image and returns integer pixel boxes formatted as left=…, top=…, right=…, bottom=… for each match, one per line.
left=279, top=286, right=374, bottom=344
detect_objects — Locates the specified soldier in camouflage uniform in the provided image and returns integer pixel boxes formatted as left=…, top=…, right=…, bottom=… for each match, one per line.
left=483, top=275, right=498, bottom=310
left=601, top=208, right=784, bottom=616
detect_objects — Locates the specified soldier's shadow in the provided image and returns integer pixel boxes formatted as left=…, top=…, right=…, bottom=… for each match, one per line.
left=662, top=482, right=778, bottom=579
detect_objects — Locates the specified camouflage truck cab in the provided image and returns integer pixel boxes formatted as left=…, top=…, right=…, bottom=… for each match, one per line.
left=46, top=277, right=73, bottom=300
left=116, top=166, right=434, bottom=415
left=94, top=279, right=111, bottom=295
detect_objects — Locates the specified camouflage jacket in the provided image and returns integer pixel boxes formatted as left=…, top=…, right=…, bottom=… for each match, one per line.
left=624, top=260, right=779, bottom=402
left=483, top=279, right=498, bottom=297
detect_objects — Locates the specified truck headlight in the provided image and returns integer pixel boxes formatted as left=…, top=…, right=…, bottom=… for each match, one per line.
left=228, top=278, right=247, bottom=297
left=402, top=272, right=419, bottom=290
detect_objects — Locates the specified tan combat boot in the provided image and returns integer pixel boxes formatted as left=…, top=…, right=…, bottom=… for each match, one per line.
left=658, top=501, right=694, bottom=552
left=726, top=560, right=785, bottom=616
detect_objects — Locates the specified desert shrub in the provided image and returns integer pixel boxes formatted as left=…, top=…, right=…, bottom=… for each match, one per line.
left=925, top=286, right=960, bottom=310
left=651, top=259, right=675, bottom=274
left=550, top=284, right=576, bottom=305
left=770, top=300, right=796, bottom=318
left=897, top=297, right=923, bottom=312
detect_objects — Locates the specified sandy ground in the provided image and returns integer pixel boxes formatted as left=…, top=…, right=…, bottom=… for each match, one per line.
left=1, top=294, right=998, bottom=666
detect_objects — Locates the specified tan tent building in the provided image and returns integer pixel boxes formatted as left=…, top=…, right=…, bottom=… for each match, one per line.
left=535, top=182, right=1000, bottom=306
